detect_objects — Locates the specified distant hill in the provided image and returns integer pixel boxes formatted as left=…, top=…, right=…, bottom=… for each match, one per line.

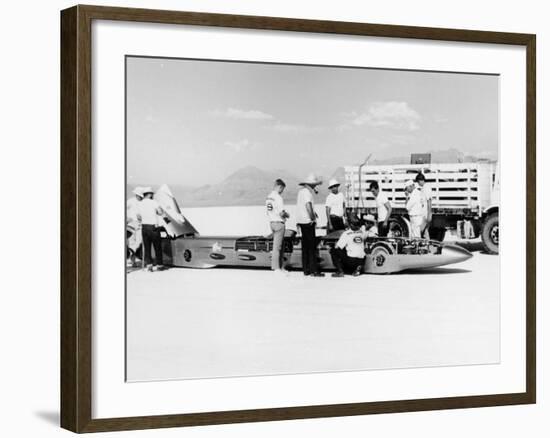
left=127, top=166, right=303, bottom=207
left=177, top=166, right=302, bottom=207
left=370, top=148, right=494, bottom=165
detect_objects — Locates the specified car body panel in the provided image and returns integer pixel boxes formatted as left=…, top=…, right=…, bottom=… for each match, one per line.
left=161, top=232, right=472, bottom=274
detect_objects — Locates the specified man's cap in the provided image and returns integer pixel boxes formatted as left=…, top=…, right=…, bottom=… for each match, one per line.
left=404, top=180, right=415, bottom=188
left=299, top=173, right=322, bottom=186
left=327, top=178, right=340, bottom=189
left=132, top=186, right=144, bottom=196
left=141, top=186, right=154, bottom=195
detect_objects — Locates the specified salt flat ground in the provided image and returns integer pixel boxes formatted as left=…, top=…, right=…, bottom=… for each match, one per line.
left=126, top=243, right=499, bottom=382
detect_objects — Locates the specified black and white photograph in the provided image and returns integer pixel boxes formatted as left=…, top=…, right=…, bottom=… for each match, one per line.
left=125, top=56, right=500, bottom=382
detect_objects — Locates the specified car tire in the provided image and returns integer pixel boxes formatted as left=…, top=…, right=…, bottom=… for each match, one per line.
left=481, top=212, right=499, bottom=254
left=388, top=216, right=410, bottom=238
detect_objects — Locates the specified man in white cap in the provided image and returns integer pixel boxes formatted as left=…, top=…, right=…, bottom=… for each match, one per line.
left=127, top=186, right=144, bottom=223
left=325, top=178, right=346, bottom=232
left=296, top=174, right=324, bottom=277
left=126, top=187, right=143, bottom=267
left=405, top=179, right=426, bottom=239
left=415, top=172, right=432, bottom=239
left=136, top=187, right=165, bottom=271
left=266, top=179, right=290, bottom=273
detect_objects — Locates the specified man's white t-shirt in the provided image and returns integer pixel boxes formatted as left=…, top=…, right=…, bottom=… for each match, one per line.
left=325, top=192, right=345, bottom=217
left=296, top=187, right=314, bottom=224
left=266, top=191, right=285, bottom=223
left=138, top=198, right=162, bottom=225
left=336, top=229, right=368, bottom=258
left=375, top=191, right=390, bottom=222
left=406, top=187, right=425, bottom=217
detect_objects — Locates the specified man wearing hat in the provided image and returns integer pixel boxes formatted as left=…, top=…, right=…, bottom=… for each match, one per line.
left=136, top=187, right=165, bottom=271
left=296, top=174, right=325, bottom=277
left=325, top=178, right=346, bottom=232
left=330, top=215, right=368, bottom=277
left=127, top=186, right=144, bottom=223
left=405, top=179, right=426, bottom=239
left=126, top=187, right=144, bottom=267
left=415, top=172, right=432, bottom=239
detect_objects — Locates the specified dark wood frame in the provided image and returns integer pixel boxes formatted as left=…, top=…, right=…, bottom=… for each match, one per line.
left=61, top=4, right=536, bottom=433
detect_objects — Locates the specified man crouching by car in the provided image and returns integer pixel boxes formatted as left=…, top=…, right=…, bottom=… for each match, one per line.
left=330, top=216, right=368, bottom=278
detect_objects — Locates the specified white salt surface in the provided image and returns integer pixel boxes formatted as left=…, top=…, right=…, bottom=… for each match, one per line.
left=126, top=249, right=499, bottom=382
left=182, top=204, right=329, bottom=236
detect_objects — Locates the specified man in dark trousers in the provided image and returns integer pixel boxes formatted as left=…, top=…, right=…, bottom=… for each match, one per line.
left=136, top=187, right=165, bottom=271
left=296, top=174, right=324, bottom=277
left=325, top=178, right=346, bottom=232
left=330, top=216, right=368, bottom=277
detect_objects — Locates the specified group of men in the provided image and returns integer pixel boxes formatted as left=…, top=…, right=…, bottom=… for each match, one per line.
left=126, top=186, right=166, bottom=271
left=265, top=171, right=433, bottom=277
left=370, top=172, right=433, bottom=239
left=266, top=174, right=381, bottom=278
left=127, top=171, right=433, bottom=275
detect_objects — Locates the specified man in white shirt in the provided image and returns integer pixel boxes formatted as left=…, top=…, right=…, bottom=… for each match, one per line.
left=368, top=181, right=392, bottom=237
left=266, top=179, right=289, bottom=272
left=325, top=178, right=346, bottom=232
left=405, top=179, right=427, bottom=239
left=127, top=186, right=143, bottom=223
left=296, top=173, right=324, bottom=277
left=415, top=172, right=432, bottom=239
left=137, top=187, right=165, bottom=271
left=330, top=216, right=368, bottom=277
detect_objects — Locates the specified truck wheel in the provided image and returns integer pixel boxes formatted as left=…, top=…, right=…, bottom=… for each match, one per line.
left=429, top=227, right=446, bottom=242
left=481, top=213, right=499, bottom=254
left=388, top=216, right=410, bottom=238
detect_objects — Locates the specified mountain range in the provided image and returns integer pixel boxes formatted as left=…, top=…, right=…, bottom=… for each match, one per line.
left=127, top=148, right=494, bottom=207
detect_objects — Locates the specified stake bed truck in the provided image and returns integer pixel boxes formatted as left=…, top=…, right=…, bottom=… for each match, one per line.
left=344, top=161, right=500, bottom=254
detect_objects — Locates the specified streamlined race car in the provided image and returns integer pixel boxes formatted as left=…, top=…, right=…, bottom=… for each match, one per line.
left=161, top=230, right=472, bottom=274
left=132, top=184, right=472, bottom=274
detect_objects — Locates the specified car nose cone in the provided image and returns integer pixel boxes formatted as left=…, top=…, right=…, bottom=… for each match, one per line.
left=440, top=244, right=473, bottom=264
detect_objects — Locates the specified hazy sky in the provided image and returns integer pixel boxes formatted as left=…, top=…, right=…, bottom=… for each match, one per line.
left=126, top=56, right=498, bottom=186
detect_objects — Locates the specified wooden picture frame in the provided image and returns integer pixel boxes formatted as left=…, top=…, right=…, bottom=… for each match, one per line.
left=61, top=4, right=536, bottom=433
